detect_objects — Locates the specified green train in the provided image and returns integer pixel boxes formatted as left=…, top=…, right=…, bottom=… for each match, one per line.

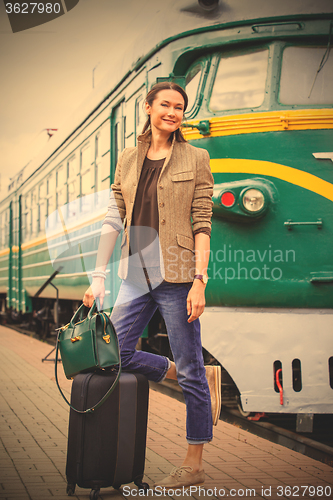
left=1, top=0, right=332, bottom=425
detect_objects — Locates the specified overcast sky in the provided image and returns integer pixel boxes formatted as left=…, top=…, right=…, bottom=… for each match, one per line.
left=1, top=0, right=199, bottom=193
left=0, top=0, right=223, bottom=194
left=1, top=0, right=332, bottom=196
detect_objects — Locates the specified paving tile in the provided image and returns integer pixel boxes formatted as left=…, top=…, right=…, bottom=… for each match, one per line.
left=1, top=325, right=332, bottom=500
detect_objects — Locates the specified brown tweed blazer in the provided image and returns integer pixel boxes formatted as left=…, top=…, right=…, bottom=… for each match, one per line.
left=103, top=130, right=213, bottom=283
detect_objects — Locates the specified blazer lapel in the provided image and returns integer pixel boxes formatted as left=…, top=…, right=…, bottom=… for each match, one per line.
left=159, top=133, right=176, bottom=180
left=136, top=140, right=150, bottom=182
left=136, top=131, right=151, bottom=181
left=126, top=133, right=149, bottom=222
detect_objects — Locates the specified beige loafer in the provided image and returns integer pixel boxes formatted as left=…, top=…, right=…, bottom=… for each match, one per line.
left=153, top=466, right=205, bottom=489
left=205, top=365, right=222, bottom=425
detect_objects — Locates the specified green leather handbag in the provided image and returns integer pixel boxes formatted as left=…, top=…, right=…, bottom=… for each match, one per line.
left=55, top=301, right=121, bottom=413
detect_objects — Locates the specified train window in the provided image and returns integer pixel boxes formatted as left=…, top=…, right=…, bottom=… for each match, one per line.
left=96, top=124, right=111, bottom=191
left=47, top=175, right=55, bottom=214
left=98, top=122, right=110, bottom=157
left=4, top=210, right=9, bottom=247
left=68, top=156, right=78, bottom=180
left=81, top=146, right=94, bottom=214
left=95, top=133, right=99, bottom=159
left=279, top=46, right=333, bottom=105
left=185, top=63, right=202, bottom=112
left=56, top=166, right=66, bottom=216
left=97, top=153, right=111, bottom=192
left=0, top=213, right=3, bottom=248
left=31, top=189, right=38, bottom=236
left=46, top=175, right=55, bottom=229
left=113, top=102, right=125, bottom=166
left=38, top=183, right=46, bottom=233
left=81, top=146, right=92, bottom=196
left=135, top=95, right=146, bottom=138
left=124, top=100, right=135, bottom=144
left=1, top=211, right=6, bottom=248
left=210, top=50, right=268, bottom=111
left=23, top=194, right=31, bottom=241
left=67, top=156, right=79, bottom=206
left=1, top=212, right=7, bottom=248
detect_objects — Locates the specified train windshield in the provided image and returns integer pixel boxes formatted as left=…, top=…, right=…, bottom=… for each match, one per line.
left=279, top=46, right=333, bottom=105
left=209, top=49, right=268, bottom=111
left=185, top=63, right=202, bottom=112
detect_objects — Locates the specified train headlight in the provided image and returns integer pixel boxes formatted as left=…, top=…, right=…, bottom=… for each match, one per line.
left=221, top=191, right=235, bottom=207
left=242, top=188, right=265, bottom=213
left=213, top=179, right=274, bottom=220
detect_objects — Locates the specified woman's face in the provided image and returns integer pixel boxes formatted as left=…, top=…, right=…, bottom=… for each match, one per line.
left=145, top=89, right=185, bottom=136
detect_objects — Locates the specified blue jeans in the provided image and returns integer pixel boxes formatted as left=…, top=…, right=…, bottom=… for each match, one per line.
left=110, top=279, right=213, bottom=443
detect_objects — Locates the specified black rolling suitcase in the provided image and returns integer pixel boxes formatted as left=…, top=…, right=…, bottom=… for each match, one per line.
left=65, top=371, right=149, bottom=499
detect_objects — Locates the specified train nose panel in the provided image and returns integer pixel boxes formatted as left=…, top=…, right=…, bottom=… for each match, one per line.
left=200, top=306, right=333, bottom=414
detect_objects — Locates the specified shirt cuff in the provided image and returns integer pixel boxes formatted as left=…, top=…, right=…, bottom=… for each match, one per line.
left=193, top=227, right=211, bottom=238
left=102, top=220, right=122, bottom=233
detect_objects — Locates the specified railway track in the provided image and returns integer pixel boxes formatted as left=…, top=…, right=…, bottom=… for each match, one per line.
left=150, top=379, right=333, bottom=469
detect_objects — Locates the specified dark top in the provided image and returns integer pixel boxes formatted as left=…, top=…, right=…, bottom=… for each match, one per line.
left=131, top=155, right=211, bottom=237
left=132, top=156, right=164, bottom=233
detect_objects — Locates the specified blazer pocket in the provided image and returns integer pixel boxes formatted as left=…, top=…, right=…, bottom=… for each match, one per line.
left=171, top=172, right=194, bottom=182
left=177, top=234, right=194, bottom=253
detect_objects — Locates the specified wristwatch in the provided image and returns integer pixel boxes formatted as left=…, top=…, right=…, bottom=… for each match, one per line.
left=194, top=274, right=208, bottom=285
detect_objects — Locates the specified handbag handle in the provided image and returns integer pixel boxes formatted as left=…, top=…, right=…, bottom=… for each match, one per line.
left=54, top=311, right=121, bottom=414
left=69, top=301, right=93, bottom=328
left=68, top=300, right=98, bottom=333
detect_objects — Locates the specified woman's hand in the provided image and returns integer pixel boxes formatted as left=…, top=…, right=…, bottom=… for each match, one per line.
left=186, top=280, right=206, bottom=323
left=83, top=278, right=105, bottom=309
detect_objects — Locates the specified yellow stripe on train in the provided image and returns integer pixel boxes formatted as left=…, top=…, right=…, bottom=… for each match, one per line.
left=182, top=109, right=333, bottom=140
left=210, top=159, right=333, bottom=202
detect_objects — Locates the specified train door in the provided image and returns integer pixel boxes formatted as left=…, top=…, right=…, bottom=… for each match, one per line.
left=7, top=201, right=14, bottom=310
left=17, top=195, right=22, bottom=312
left=123, top=87, right=147, bottom=147
left=10, top=196, right=21, bottom=313
left=105, top=102, right=125, bottom=308
left=111, top=101, right=125, bottom=179
left=7, top=200, right=22, bottom=311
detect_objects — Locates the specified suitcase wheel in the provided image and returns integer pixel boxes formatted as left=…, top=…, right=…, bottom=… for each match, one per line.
left=66, top=483, right=76, bottom=496
left=136, top=481, right=150, bottom=492
left=89, top=489, right=100, bottom=500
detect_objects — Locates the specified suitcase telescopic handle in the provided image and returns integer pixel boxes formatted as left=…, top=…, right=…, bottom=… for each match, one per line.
left=54, top=318, right=122, bottom=414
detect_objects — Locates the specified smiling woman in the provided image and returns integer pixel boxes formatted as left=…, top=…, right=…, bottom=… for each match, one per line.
left=141, top=82, right=189, bottom=146
left=83, top=81, right=221, bottom=490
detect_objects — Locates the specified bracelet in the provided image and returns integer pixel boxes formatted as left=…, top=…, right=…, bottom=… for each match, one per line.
left=91, top=271, right=107, bottom=280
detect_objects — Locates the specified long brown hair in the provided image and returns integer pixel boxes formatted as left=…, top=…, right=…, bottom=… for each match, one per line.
left=141, top=82, right=188, bottom=142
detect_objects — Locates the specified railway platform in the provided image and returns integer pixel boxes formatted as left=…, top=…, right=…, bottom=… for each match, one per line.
left=0, top=325, right=332, bottom=500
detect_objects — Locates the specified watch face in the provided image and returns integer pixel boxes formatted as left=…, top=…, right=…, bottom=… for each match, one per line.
left=194, top=274, right=208, bottom=285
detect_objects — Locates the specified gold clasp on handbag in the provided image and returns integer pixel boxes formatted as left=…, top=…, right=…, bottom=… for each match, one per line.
left=71, top=336, right=82, bottom=343
left=103, top=335, right=111, bottom=344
